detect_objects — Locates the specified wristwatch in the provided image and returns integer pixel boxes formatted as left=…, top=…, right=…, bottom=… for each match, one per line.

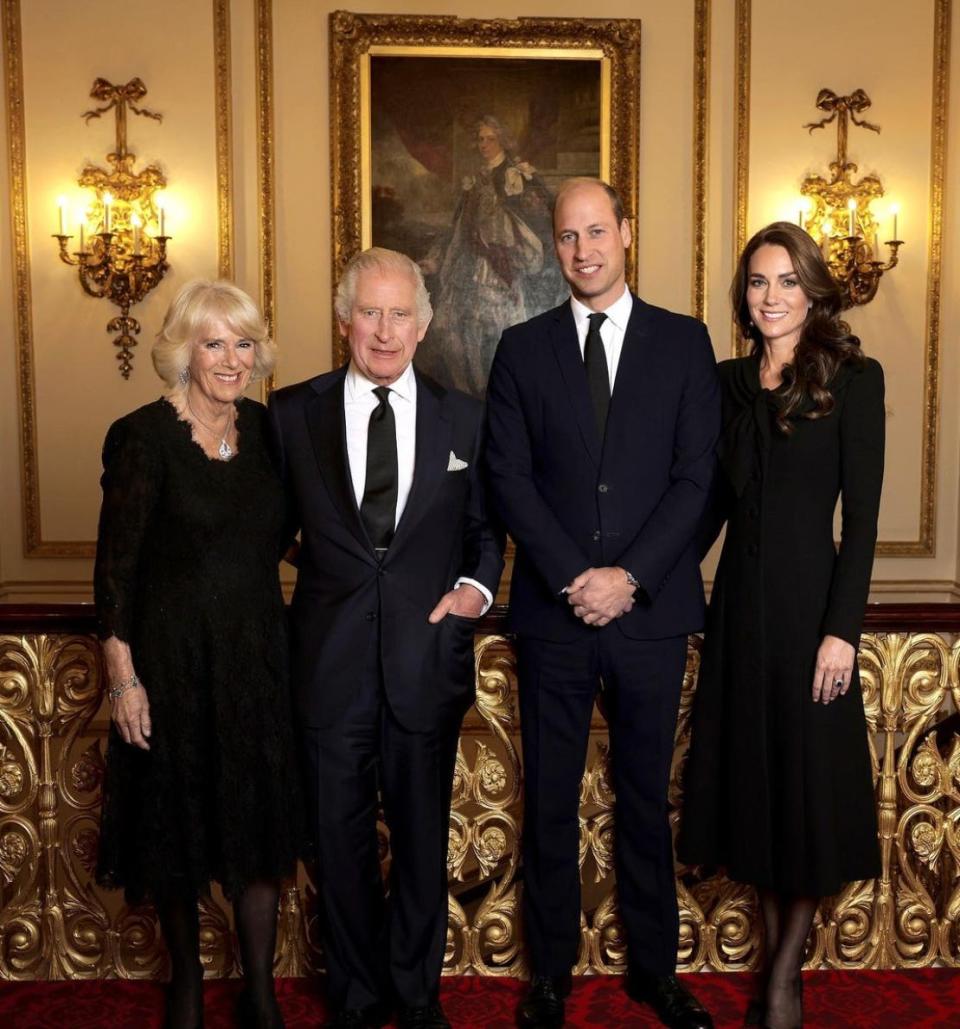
left=624, top=569, right=641, bottom=594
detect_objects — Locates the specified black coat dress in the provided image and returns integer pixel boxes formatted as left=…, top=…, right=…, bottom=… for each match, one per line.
left=678, top=355, right=884, bottom=896
left=94, top=398, right=302, bottom=901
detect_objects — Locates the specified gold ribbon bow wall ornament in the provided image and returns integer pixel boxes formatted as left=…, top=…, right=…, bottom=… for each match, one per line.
left=53, top=78, right=172, bottom=378
left=797, top=89, right=902, bottom=309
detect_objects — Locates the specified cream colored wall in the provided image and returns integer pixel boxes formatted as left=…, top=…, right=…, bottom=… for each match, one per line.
left=1, top=0, right=958, bottom=600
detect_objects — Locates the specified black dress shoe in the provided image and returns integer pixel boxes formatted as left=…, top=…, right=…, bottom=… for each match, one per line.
left=743, top=997, right=764, bottom=1025
left=235, top=989, right=285, bottom=1029
left=517, top=974, right=573, bottom=1028
left=396, top=1002, right=451, bottom=1028
left=625, top=971, right=713, bottom=1029
left=323, top=1006, right=388, bottom=1029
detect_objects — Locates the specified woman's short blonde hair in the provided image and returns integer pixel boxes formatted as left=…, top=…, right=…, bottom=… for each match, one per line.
left=152, top=279, right=276, bottom=391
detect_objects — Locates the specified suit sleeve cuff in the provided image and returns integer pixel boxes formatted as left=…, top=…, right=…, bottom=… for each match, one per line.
left=455, top=577, right=493, bottom=615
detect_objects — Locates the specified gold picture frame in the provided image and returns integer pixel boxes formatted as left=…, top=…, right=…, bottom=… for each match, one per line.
left=329, top=12, right=641, bottom=389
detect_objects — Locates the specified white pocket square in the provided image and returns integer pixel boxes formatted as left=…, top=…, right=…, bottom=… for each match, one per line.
left=447, top=451, right=468, bottom=471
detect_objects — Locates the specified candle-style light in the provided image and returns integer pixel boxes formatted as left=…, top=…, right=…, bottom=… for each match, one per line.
left=156, top=193, right=166, bottom=237
left=57, top=196, right=67, bottom=236
left=891, top=203, right=900, bottom=241
left=847, top=198, right=856, bottom=237
left=52, top=77, right=173, bottom=377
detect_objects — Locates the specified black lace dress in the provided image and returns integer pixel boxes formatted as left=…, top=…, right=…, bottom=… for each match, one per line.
left=94, top=397, right=301, bottom=902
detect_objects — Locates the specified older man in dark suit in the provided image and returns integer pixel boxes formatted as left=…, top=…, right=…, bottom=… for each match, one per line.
left=485, top=179, right=719, bottom=1029
left=268, top=247, right=503, bottom=1029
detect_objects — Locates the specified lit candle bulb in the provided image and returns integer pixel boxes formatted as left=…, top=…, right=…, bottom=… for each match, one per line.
left=847, top=198, right=856, bottom=238
left=156, top=194, right=166, bottom=237
left=103, top=192, right=113, bottom=234
left=79, top=223, right=85, bottom=254
left=891, top=203, right=900, bottom=241
left=57, top=196, right=67, bottom=235
left=131, top=213, right=142, bottom=256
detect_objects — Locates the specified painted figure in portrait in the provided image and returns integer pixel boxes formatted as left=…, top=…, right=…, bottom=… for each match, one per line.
left=369, top=57, right=602, bottom=397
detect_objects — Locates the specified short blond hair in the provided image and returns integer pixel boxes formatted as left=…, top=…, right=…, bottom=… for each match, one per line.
left=335, top=247, right=432, bottom=327
left=152, top=279, right=275, bottom=391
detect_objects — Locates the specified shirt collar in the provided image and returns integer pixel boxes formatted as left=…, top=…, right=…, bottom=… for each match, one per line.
left=570, top=285, right=633, bottom=333
left=345, top=360, right=417, bottom=404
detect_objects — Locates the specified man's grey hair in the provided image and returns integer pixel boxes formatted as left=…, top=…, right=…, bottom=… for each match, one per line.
left=335, top=247, right=433, bottom=327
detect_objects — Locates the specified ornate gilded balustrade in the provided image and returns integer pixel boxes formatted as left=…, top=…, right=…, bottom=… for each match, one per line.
left=1, top=604, right=959, bottom=980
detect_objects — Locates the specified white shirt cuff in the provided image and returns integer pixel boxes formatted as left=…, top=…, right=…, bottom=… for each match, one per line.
left=454, top=577, right=493, bottom=615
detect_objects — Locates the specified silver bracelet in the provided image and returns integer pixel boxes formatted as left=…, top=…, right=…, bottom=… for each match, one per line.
left=108, top=672, right=141, bottom=702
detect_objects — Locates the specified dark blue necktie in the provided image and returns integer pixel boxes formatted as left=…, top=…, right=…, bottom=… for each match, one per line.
left=584, top=311, right=609, bottom=436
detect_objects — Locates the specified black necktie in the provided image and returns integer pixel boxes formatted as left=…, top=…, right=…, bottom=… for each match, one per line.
left=360, top=386, right=398, bottom=554
left=584, top=311, right=609, bottom=436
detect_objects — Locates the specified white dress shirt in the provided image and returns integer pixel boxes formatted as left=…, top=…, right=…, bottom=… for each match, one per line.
left=570, top=285, right=634, bottom=389
left=343, top=361, right=492, bottom=612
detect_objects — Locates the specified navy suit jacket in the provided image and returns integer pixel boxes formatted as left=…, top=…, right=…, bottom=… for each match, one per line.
left=485, top=294, right=720, bottom=642
left=268, top=365, right=504, bottom=731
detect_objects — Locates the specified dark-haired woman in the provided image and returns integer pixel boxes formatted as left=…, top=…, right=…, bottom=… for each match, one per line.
left=678, top=222, right=884, bottom=1028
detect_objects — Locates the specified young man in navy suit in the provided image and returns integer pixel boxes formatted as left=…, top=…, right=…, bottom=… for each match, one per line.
left=269, top=248, right=503, bottom=1029
left=485, top=180, right=719, bottom=1029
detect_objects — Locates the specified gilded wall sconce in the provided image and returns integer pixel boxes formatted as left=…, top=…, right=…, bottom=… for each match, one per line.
left=797, top=89, right=903, bottom=309
left=52, top=78, right=172, bottom=378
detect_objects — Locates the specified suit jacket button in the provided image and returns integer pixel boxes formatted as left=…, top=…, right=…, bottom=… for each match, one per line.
left=592, top=531, right=601, bottom=542
left=598, top=483, right=609, bottom=493
left=365, top=612, right=376, bottom=621
left=747, top=543, right=758, bottom=556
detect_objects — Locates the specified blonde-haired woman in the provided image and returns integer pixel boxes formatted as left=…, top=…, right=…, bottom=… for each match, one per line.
left=95, top=280, right=300, bottom=1029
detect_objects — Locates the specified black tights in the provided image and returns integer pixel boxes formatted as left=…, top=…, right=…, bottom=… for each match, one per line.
left=156, top=885, right=204, bottom=1029
left=234, top=880, right=283, bottom=1024
left=757, top=890, right=818, bottom=1029
left=157, top=880, right=282, bottom=1029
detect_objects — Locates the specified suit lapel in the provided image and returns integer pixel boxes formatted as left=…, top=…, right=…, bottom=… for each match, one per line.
left=389, top=371, right=451, bottom=556
left=305, top=370, right=372, bottom=555
left=550, top=304, right=602, bottom=464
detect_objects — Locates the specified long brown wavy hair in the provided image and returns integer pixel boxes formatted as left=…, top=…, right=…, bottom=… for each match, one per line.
left=731, top=221, right=863, bottom=434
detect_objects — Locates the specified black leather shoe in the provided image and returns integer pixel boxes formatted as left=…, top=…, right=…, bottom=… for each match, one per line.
left=517, top=974, right=573, bottom=1028
left=323, top=1006, right=388, bottom=1029
left=235, top=989, right=285, bottom=1028
left=396, top=1002, right=451, bottom=1028
left=625, top=971, right=713, bottom=1029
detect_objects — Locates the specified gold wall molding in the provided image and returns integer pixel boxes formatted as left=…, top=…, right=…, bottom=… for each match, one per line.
left=214, top=0, right=234, bottom=280
left=2, top=0, right=236, bottom=557
left=255, top=0, right=276, bottom=396
left=4, top=623, right=960, bottom=978
left=730, top=0, right=950, bottom=558
left=692, top=0, right=710, bottom=322
left=732, top=0, right=750, bottom=356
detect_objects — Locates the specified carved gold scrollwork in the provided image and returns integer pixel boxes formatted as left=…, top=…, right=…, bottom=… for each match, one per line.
left=3, top=628, right=960, bottom=979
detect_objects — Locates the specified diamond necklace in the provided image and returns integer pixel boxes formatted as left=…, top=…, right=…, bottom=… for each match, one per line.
left=186, top=398, right=236, bottom=460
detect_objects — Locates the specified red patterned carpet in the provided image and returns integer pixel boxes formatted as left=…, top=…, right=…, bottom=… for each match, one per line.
left=3, top=970, right=960, bottom=1028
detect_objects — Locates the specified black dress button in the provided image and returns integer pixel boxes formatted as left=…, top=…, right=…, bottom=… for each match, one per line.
left=747, top=543, right=758, bottom=556
left=598, top=483, right=609, bottom=493
left=592, top=531, right=601, bottom=542
left=365, top=612, right=376, bottom=621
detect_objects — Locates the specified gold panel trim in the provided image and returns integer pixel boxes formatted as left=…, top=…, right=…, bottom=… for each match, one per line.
left=730, top=0, right=949, bottom=557
left=214, top=0, right=234, bottom=281
left=5, top=0, right=236, bottom=556
left=4, top=628, right=960, bottom=976
left=255, top=0, right=276, bottom=395
left=691, top=0, right=710, bottom=322
left=732, top=0, right=750, bottom=357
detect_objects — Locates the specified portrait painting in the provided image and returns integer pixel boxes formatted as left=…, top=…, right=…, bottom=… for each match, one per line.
left=331, top=13, right=641, bottom=396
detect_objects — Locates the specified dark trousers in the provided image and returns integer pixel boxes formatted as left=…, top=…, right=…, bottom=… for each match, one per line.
left=518, top=631, right=688, bottom=976
left=302, top=658, right=463, bottom=1011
